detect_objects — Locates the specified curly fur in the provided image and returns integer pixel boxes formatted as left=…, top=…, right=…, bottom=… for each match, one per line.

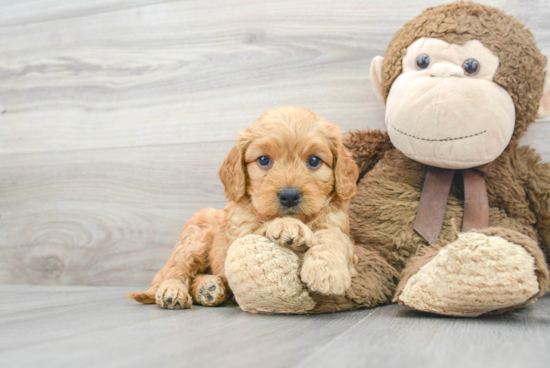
left=127, top=106, right=360, bottom=309
left=344, top=130, right=394, bottom=180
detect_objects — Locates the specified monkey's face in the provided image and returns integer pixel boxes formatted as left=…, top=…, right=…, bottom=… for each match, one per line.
left=384, top=38, right=515, bottom=169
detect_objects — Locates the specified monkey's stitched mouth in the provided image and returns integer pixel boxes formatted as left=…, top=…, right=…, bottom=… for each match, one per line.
left=393, top=126, right=487, bottom=142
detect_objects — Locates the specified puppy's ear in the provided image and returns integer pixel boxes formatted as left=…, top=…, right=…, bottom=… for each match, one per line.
left=334, top=140, right=359, bottom=201
left=218, top=134, right=248, bottom=202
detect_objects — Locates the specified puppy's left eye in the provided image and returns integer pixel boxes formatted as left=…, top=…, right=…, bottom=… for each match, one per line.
left=307, top=156, right=322, bottom=169
left=257, top=156, right=271, bottom=168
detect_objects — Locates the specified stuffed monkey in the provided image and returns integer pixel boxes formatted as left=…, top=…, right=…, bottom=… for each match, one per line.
left=226, top=1, right=550, bottom=316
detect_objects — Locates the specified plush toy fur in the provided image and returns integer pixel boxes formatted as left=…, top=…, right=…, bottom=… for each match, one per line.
left=380, top=2, right=547, bottom=143
left=346, top=135, right=550, bottom=315
left=226, top=2, right=550, bottom=316
left=226, top=233, right=398, bottom=314
left=226, top=235, right=316, bottom=314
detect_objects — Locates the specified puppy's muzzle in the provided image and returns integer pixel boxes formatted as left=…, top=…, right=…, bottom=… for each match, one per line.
left=278, top=187, right=302, bottom=208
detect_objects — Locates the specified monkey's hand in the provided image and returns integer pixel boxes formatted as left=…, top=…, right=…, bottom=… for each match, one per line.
left=256, top=218, right=314, bottom=250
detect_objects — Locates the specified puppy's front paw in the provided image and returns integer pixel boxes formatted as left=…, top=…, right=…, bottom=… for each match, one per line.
left=301, top=253, right=352, bottom=295
left=259, top=218, right=314, bottom=250
left=156, top=279, right=192, bottom=309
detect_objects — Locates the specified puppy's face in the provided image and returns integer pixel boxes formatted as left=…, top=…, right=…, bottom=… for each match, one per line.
left=219, top=107, right=358, bottom=222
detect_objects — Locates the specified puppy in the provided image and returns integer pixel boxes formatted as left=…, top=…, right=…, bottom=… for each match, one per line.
left=127, top=106, right=359, bottom=309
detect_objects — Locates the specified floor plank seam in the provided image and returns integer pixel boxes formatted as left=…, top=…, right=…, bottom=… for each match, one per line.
left=293, top=307, right=381, bottom=368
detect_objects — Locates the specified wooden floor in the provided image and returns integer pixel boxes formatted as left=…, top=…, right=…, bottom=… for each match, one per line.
left=1, top=285, right=549, bottom=368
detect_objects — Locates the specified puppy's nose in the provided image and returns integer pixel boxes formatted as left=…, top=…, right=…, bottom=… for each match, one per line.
left=278, top=188, right=302, bottom=208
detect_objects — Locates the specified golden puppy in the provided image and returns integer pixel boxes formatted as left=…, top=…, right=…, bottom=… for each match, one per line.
left=127, top=106, right=359, bottom=309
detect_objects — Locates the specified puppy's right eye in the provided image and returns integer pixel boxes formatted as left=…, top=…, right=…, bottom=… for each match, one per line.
left=257, top=156, right=271, bottom=168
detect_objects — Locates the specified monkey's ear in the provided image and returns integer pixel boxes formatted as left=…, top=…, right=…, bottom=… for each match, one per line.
left=370, top=56, right=385, bottom=103
left=218, top=135, right=247, bottom=202
left=538, top=70, right=550, bottom=119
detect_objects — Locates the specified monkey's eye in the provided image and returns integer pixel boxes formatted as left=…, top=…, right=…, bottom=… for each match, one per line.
left=307, top=156, right=322, bottom=169
left=416, top=54, right=431, bottom=70
left=257, top=156, right=271, bottom=168
left=462, top=58, right=480, bottom=76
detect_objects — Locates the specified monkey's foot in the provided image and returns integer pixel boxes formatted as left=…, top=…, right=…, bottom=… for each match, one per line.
left=396, top=229, right=548, bottom=317
left=225, top=235, right=316, bottom=314
left=190, top=275, right=226, bottom=307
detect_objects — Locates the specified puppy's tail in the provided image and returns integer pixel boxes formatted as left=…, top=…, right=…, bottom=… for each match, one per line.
left=126, top=290, right=156, bottom=304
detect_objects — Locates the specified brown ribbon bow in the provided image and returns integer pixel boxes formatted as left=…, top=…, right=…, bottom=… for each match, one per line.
left=413, top=163, right=492, bottom=244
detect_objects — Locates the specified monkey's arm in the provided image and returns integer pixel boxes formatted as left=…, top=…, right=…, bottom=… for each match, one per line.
left=522, top=146, right=550, bottom=255
left=343, top=130, right=393, bottom=179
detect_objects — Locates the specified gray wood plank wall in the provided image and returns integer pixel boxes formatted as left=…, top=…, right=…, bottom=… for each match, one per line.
left=1, top=0, right=549, bottom=286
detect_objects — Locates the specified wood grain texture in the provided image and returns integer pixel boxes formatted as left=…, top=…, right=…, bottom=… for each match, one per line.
left=0, top=286, right=549, bottom=368
left=0, top=0, right=549, bottom=285
left=0, top=0, right=173, bottom=27
left=1, top=0, right=548, bottom=154
left=0, top=141, right=232, bottom=285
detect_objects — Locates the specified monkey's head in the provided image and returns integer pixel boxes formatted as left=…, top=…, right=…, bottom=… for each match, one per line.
left=372, top=2, right=550, bottom=169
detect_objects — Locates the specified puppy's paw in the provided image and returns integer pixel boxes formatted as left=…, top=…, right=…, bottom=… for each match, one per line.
left=258, top=218, right=314, bottom=250
left=301, top=253, right=352, bottom=295
left=155, top=279, right=192, bottom=309
left=191, top=275, right=226, bottom=307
